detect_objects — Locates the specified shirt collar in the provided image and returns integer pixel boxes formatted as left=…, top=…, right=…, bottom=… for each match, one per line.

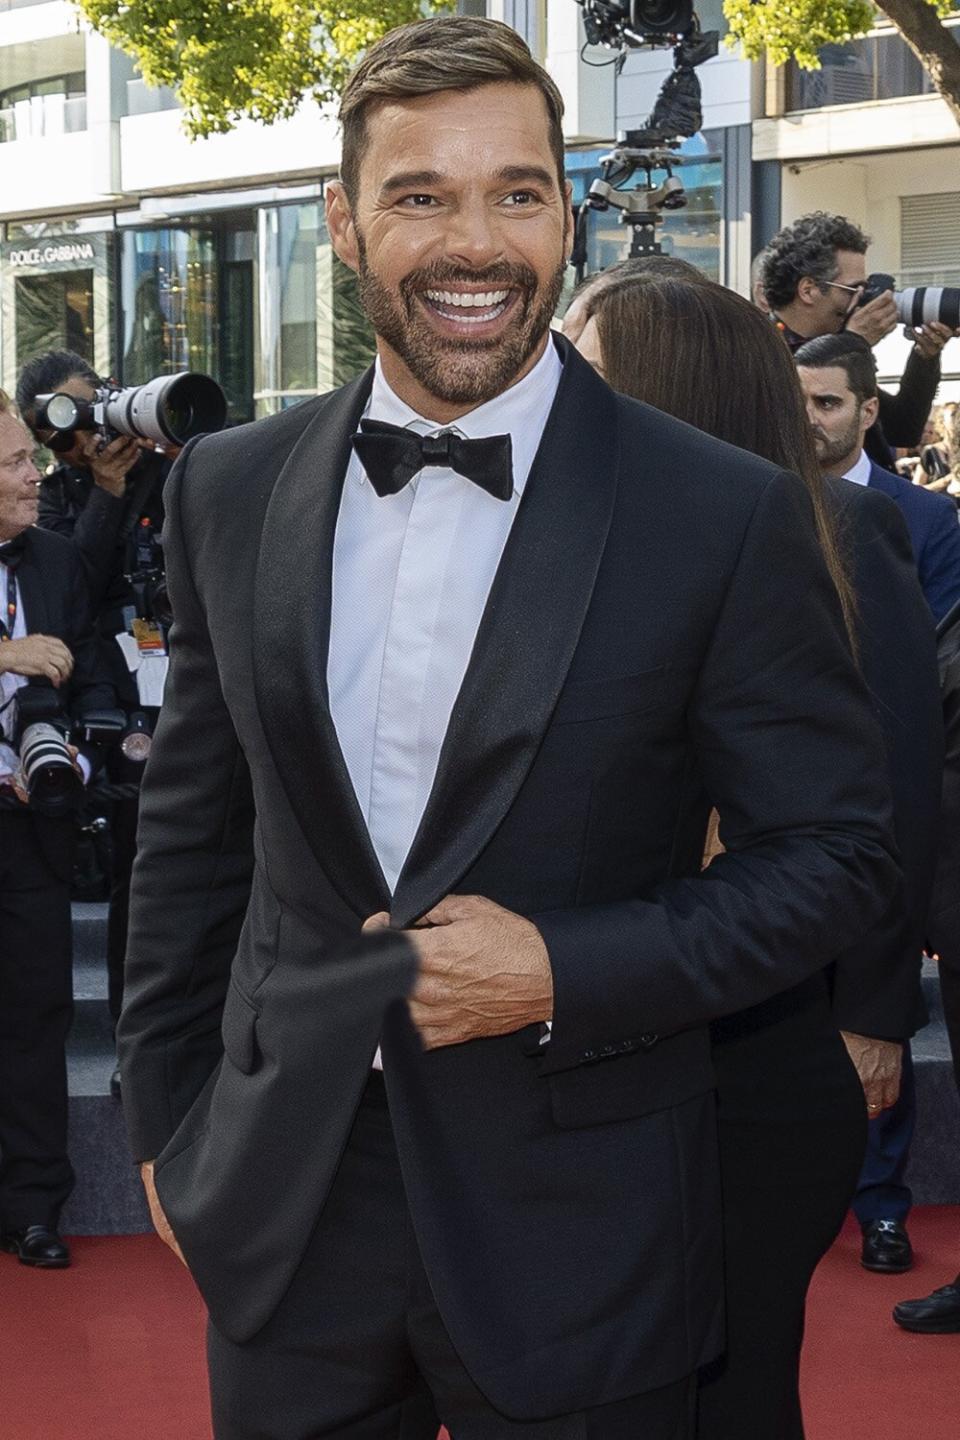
left=842, top=449, right=872, bottom=487
left=364, top=338, right=563, bottom=497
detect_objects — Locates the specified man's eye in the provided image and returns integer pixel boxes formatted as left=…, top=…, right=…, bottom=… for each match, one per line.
left=503, top=190, right=539, bottom=207
left=399, top=194, right=438, bottom=208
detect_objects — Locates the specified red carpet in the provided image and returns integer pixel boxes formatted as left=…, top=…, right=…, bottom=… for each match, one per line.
left=1, top=1209, right=957, bottom=1439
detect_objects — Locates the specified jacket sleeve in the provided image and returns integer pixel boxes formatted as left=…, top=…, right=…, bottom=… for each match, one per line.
left=916, top=493, right=960, bottom=624
left=828, top=490, right=943, bottom=1038
left=877, top=349, right=941, bottom=448
left=38, top=469, right=127, bottom=611
left=117, top=439, right=256, bottom=1161
left=533, top=469, right=900, bottom=1073
left=62, top=544, right=118, bottom=717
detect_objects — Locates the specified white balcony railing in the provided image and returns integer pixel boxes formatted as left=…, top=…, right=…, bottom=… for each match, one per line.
left=0, top=92, right=87, bottom=144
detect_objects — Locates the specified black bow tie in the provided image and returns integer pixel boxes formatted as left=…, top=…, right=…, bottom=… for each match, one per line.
left=0, top=533, right=27, bottom=569
left=351, top=419, right=513, bottom=502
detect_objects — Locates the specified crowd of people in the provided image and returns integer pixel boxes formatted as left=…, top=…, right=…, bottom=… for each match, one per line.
left=1, top=14, right=959, bottom=1439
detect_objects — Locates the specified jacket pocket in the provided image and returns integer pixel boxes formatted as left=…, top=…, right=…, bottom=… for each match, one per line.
left=551, top=664, right=696, bottom=725
left=221, top=978, right=260, bottom=1075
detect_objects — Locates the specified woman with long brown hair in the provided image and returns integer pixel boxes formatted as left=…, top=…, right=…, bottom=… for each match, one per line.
left=566, top=271, right=942, bottom=1440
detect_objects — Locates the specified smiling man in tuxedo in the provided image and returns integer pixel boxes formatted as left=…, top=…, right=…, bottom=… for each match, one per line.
left=118, top=17, right=898, bottom=1440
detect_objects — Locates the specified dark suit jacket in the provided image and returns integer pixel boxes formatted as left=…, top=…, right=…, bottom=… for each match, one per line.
left=866, top=459, right=960, bottom=623
left=118, top=341, right=897, bottom=1419
left=866, top=348, right=941, bottom=470
left=825, top=480, right=943, bottom=1039
left=3, top=526, right=116, bottom=877
left=929, top=600, right=960, bottom=1089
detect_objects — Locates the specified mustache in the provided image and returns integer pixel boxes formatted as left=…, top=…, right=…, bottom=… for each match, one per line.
left=401, top=261, right=538, bottom=301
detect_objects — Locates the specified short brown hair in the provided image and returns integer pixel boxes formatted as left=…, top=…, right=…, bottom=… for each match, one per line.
left=338, top=16, right=565, bottom=203
left=0, top=389, right=12, bottom=416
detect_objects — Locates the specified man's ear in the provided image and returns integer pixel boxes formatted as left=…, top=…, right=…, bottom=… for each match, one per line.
left=326, top=181, right=359, bottom=273
left=796, top=275, right=821, bottom=308
left=861, top=395, right=880, bottom=432
left=562, top=178, right=575, bottom=265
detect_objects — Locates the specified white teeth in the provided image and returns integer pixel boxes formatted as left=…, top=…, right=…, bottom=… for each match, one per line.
left=424, top=289, right=510, bottom=307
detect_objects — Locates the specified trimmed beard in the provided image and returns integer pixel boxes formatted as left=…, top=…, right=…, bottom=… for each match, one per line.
left=812, top=412, right=865, bottom=469
left=355, top=234, right=567, bottom=407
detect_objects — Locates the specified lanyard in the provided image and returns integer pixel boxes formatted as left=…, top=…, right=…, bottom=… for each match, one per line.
left=0, top=565, right=15, bottom=643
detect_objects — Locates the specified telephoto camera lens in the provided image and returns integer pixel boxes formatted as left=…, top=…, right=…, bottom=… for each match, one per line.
left=896, top=287, right=960, bottom=331
left=18, top=722, right=84, bottom=817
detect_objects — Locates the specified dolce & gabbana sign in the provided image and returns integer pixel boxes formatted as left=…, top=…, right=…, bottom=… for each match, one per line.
left=5, top=241, right=96, bottom=267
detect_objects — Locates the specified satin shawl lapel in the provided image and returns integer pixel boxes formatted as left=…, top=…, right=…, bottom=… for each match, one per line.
left=391, top=344, right=619, bottom=928
left=254, top=368, right=392, bottom=918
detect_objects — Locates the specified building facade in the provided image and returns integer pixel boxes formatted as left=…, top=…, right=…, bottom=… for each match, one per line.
left=0, top=0, right=957, bottom=409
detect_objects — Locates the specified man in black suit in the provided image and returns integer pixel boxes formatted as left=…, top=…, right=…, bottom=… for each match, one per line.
left=118, top=18, right=898, bottom=1439
left=0, top=391, right=117, bottom=1268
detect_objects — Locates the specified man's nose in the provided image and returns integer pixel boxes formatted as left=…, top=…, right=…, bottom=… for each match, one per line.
left=443, top=199, right=503, bottom=268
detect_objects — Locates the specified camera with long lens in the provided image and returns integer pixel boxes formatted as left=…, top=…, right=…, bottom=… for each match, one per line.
left=578, top=0, right=695, bottom=48
left=858, top=273, right=960, bottom=332
left=571, top=0, right=719, bottom=279
left=14, top=683, right=125, bottom=818
left=34, top=372, right=228, bottom=449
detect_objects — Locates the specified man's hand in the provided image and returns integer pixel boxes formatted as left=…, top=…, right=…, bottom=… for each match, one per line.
left=841, top=1031, right=902, bottom=1114
left=77, top=431, right=141, bottom=498
left=140, top=1160, right=187, bottom=1266
left=364, top=895, right=553, bottom=1051
left=844, top=291, right=898, bottom=346
left=0, top=634, right=73, bottom=686
left=912, top=320, right=956, bottom=360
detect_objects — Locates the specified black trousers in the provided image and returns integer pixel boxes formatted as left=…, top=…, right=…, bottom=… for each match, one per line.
left=697, top=976, right=866, bottom=1440
left=106, top=790, right=139, bottom=1024
left=0, top=808, right=75, bottom=1230
left=208, top=1073, right=696, bottom=1440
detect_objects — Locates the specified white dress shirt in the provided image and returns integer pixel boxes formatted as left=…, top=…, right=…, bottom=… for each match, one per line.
left=328, top=340, right=563, bottom=895
left=842, top=449, right=872, bottom=487
left=0, top=559, right=29, bottom=783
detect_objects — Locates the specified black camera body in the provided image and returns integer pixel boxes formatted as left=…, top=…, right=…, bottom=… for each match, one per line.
left=13, top=683, right=125, bottom=818
left=858, top=273, right=960, bottom=330
left=579, top=0, right=695, bottom=48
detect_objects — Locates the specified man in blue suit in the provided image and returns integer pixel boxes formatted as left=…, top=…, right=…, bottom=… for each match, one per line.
left=797, top=332, right=960, bottom=625
left=798, top=331, right=960, bottom=1275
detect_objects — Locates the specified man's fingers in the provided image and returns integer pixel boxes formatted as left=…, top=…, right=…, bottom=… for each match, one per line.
left=362, top=911, right=391, bottom=932
left=418, top=893, right=486, bottom=926
left=141, top=1162, right=187, bottom=1267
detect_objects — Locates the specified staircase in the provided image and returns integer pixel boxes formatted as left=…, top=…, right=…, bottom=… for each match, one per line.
left=62, top=906, right=960, bottom=1234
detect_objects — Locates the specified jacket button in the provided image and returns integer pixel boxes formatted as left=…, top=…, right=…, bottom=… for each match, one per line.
left=600, top=1044, right=616, bottom=1057
left=581, top=1049, right=597, bottom=1062
left=639, top=1033, right=659, bottom=1050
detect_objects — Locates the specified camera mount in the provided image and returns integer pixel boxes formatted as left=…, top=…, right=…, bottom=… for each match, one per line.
left=571, top=5, right=719, bottom=281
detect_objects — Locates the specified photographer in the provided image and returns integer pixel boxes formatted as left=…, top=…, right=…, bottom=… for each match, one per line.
left=762, top=212, right=956, bottom=471
left=16, top=351, right=173, bottom=1055
left=0, top=390, right=117, bottom=1269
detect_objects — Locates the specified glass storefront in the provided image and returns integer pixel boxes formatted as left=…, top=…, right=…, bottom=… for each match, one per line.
left=0, top=189, right=377, bottom=421
left=1, top=217, right=115, bottom=391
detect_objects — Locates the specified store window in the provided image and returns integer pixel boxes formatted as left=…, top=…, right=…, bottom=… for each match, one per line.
left=14, top=268, right=92, bottom=367
left=257, top=202, right=320, bottom=410
left=120, top=227, right=217, bottom=383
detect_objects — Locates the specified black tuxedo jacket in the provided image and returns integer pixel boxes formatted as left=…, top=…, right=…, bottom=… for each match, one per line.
left=824, top=480, right=943, bottom=1040
left=3, top=527, right=116, bottom=877
left=118, top=341, right=897, bottom=1419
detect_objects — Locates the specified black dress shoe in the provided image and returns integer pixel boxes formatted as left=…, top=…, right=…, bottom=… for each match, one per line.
left=861, top=1218, right=913, bottom=1273
left=893, top=1278, right=960, bottom=1333
left=110, top=1064, right=122, bottom=1099
left=1, top=1225, right=70, bottom=1268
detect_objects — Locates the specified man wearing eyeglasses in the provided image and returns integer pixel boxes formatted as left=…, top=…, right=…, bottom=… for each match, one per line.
left=761, top=211, right=954, bottom=473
